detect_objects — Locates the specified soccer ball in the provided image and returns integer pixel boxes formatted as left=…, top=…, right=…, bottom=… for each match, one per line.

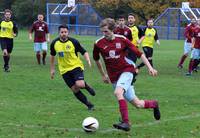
left=82, top=117, right=99, bottom=132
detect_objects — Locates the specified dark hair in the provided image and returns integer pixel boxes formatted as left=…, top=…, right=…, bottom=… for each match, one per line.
left=128, top=13, right=135, bottom=17
left=4, top=9, right=12, bottom=14
left=58, top=25, right=69, bottom=31
left=99, top=18, right=116, bottom=31
left=117, top=15, right=125, bottom=19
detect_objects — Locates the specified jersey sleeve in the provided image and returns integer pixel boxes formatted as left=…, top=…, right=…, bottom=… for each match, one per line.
left=45, top=23, right=49, bottom=33
left=138, top=26, right=144, bottom=38
left=154, top=28, right=159, bottom=41
left=123, top=38, right=142, bottom=58
left=13, top=22, right=18, bottom=36
left=29, top=23, right=34, bottom=33
left=70, top=38, right=86, bottom=55
left=93, top=43, right=100, bottom=61
left=50, top=38, right=58, bottom=56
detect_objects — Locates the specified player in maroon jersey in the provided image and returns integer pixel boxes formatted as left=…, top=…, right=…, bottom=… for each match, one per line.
left=29, top=14, right=50, bottom=65
left=114, top=15, right=133, bottom=41
left=178, top=18, right=196, bottom=69
left=186, top=19, right=200, bottom=76
left=93, top=18, right=160, bottom=131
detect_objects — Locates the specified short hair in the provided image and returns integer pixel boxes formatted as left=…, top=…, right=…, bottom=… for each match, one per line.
left=128, top=13, right=135, bottom=17
left=4, top=9, right=12, bottom=14
left=117, top=15, right=125, bottom=19
left=58, top=25, right=69, bottom=31
left=99, top=18, right=116, bottom=31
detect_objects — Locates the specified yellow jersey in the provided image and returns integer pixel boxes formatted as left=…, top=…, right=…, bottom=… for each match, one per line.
left=0, top=20, right=18, bottom=39
left=50, top=37, right=86, bottom=75
left=128, top=25, right=143, bottom=46
left=142, top=27, right=158, bottom=48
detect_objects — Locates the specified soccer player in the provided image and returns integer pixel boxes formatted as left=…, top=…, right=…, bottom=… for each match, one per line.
left=127, top=13, right=144, bottom=62
left=93, top=18, right=160, bottom=131
left=50, top=25, right=95, bottom=110
left=177, top=18, right=196, bottom=69
left=137, top=18, right=160, bottom=69
left=186, top=19, right=200, bottom=76
left=29, top=14, right=50, bottom=65
left=0, top=9, right=18, bottom=72
left=114, top=15, right=132, bottom=41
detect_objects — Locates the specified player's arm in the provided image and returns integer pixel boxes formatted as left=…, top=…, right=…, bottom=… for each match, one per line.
left=137, top=27, right=145, bottom=44
left=50, top=39, right=57, bottom=79
left=13, top=22, right=18, bottom=37
left=45, top=24, right=50, bottom=42
left=93, top=44, right=110, bottom=83
left=72, top=38, right=91, bottom=67
left=154, top=28, right=160, bottom=46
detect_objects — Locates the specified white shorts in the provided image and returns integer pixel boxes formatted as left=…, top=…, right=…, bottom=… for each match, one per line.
left=190, top=48, right=200, bottom=59
left=34, top=42, right=47, bottom=52
left=184, top=41, right=192, bottom=54
left=112, top=72, right=136, bottom=102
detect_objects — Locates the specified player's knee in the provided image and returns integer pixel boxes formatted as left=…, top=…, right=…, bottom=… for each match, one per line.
left=75, top=81, right=85, bottom=88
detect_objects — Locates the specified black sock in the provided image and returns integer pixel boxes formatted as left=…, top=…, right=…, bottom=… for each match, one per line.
left=137, top=62, right=145, bottom=69
left=149, top=59, right=153, bottom=67
left=84, top=82, right=95, bottom=96
left=74, top=91, right=92, bottom=107
left=3, top=55, right=9, bottom=67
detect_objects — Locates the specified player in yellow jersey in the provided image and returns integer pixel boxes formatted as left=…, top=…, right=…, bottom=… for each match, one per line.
left=127, top=13, right=144, bottom=63
left=0, top=9, right=18, bottom=72
left=50, top=25, right=95, bottom=110
left=137, top=18, right=160, bottom=69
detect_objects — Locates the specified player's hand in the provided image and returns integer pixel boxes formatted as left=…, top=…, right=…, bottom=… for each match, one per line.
left=13, top=33, right=17, bottom=37
left=47, top=38, right=50, bottom=42
left=87, top=60, right=91, bottom=67
left=148, top=68, right=158, bottom=76
left=102, top=74, right=110, bottom=84
left=50, top=69, right=55, bottom=79
left=29, top=36, right=32, bottom=41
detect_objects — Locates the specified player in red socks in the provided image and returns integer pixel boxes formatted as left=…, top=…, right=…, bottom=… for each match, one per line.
left=93, top=18, right=160, bottom=131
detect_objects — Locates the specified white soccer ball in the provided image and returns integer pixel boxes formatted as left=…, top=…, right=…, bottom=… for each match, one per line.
left=82, top=117, right=99, bottom=132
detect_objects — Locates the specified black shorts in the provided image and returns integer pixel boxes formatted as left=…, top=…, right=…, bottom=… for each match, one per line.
left=62, top=67, right=84, bottom=88
left=0, top=38, right=13, bottom=53
left=142, top=46, right=153, bottom=58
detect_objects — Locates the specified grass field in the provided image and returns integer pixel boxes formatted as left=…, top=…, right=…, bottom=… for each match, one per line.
left=0, top=30, right=200, bottom=138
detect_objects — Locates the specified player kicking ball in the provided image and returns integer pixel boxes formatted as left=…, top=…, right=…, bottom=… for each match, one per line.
left=93, top=18, right=160, bottom=131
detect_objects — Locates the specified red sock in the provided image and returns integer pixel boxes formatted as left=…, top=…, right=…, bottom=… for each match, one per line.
left=178, top=55, right=187, bottom=66
left=188, top=59, right=194, bottom=73
left=144, top=100, right=157, bottom=108
left=118, top=99, right=129, bottom=123
left=36, top=53, right=41, bottom=64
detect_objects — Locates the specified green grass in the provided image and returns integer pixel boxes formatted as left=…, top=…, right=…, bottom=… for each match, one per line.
left=0, top=31, right=200, bottom=138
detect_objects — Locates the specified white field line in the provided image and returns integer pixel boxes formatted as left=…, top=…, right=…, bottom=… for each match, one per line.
left=0, top=113, right=200, bottom=133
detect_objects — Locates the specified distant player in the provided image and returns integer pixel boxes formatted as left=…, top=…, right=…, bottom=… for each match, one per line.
left=137, top=18, right=160, bottom=69
left=0, top=9, right=18, bottom=72
left=114, top=15, right=132, bottom=41
left=50, top=25, right=95, bottom=110
left=177, top=18, right=196, bottom=69
left=29, top=14, right=50, bottom=65
left=93, top=18, right=160, bottom=131
left=127, top=13, right=144, bottom=63
left=186, top=19, right=200, bottom=76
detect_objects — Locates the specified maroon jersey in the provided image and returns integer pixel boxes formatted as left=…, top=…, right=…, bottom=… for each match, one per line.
left=184, top=23, right=196, bottom=43
left=93, top=35, right=142, bottom=83
left=30, top=21, right=49, bottom=42
left=113, top=26, right=133, bottom=41
left=193, top=26, right=200, bottom=49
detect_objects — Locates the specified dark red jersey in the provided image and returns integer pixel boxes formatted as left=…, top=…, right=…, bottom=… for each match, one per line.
left=184, top=23, right=196, bottom=43
left=30, top=21, right=49, bottom=42
left=193, top=26, right=200, bottom=49
left=93, top=35, right=142, bottom=83
left=113, top=26, right=133, bottom=41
